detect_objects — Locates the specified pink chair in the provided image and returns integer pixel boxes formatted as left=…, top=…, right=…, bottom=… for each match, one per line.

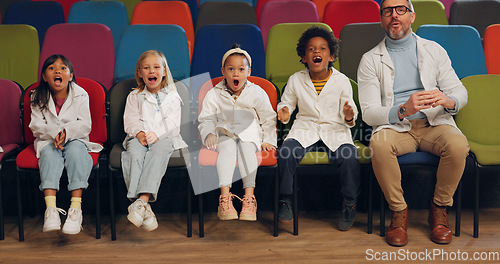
left=323, top=0, right=380, bottom=38
left=259, top=0, right=319, bottom=49
left=33, top=0, right=84, bottom=22
left=439, top=0, right=455, bottom=19
left=39, top=23, right=115, bottom=90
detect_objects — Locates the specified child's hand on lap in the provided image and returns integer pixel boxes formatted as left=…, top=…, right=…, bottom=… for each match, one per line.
left=261, top=143, right=276, bottom=151
left=343, top=101, right=354, bottom=123
left=54, top=129, right=66, bottom=150
left=136, top=131, right=148, bottom=146
left=205, top=133, right=218, bottom=150
left=145, top=131, right=159, bottom=145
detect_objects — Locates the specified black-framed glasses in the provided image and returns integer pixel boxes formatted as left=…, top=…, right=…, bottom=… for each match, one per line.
left=380, top=5, right=412, bottom=17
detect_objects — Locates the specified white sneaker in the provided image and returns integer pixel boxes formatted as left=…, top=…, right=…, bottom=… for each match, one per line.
left=62, top=208, right=83, bottom=235
left=43, top=207, right=66, bottom=232
left=127, top=199, right=146, bottom=228
left=141, top=203, right=158, bottom=231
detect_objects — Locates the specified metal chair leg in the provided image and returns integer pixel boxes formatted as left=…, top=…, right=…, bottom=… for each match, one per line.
left=95, top=167, right=101, bottom=239
left=109, top=168, right=116, bottom=241
left=293, top=172, right=298, bottom=236
left=473, top=162, right=479, bottom=238
left=198, top=194, right=204, bottom=238
left=273, top=166, right=279, bottom=237
left=16, top=170, right=24, bottom=242
left=367, top=167, right=373, bottom=234
left=186, top=176, right=192, bottom=238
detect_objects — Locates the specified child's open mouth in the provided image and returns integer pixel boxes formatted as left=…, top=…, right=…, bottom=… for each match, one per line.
left=233, top=80, right=239, bottom=87
left=54, top=77, right=62, bottom=85
left=313, top=56, right=322, bottom=63
left=148, top=77, right=157, bottom=83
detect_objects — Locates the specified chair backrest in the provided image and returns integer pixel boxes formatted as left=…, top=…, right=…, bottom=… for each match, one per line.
left=131, top=1, right=194, bottom=59
left=39, top=23, right=115, bottom=90
left=0, top=25, right=39, bottom=89
left=455, top=74, right=500, bottom=165
left=114, top=25, right=191, bottom=84
left=195, top=1, right=257, bottom=35
left=323, top=0, right=380, bottom=38
left=158, top=0, right=199, bottom=26
left=437, top=0, right=454, bottom=19
left=33, top=0, right=83, bottom=22
left=483, top=24, right=500, bottom=74
left=311, top=0, right=331, bottom=22
left=259, top=1, right=319, bottom=49
left=199, top=0, right=253, bottom=7
left=3, top=1, right=65, bottom=48
left=0, top=79, right=23, bottom=146
left=108, top=78, right=192, bottom=146
left=1, top=0, right=28, bottom=20
left=89, top=0, right=141, bottom=22
left=67, top=1, right=129, bottom=52
left=449, top=0, right=500, bottom=38
left=411, top=0, right=448, bottom=32
left=339, top=22, right=386, bottom=85
left=416, top=24, right=487, bottom=79
left=265, top=23, right=331, bottom=92
left=23, top=77, right=107, bottom=145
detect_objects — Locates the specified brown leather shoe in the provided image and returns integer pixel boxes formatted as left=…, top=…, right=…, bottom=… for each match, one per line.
left=428, top=201, right=452, bottom=244
left=386, top=207, right=408, bottom=247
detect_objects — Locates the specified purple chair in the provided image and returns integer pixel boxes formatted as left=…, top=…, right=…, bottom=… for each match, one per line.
left=0, top=79, right=23, bottom=240
left=39, top=23, right=115, bottom=90
left=439, top=0, right=455, bottom=19
left=259, top=0, right=319, bottom=49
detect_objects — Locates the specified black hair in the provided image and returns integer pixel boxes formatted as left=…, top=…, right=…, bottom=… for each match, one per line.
left=31, top=54, right=76, bottom=111
left=296, top=26, right=339, bottom=68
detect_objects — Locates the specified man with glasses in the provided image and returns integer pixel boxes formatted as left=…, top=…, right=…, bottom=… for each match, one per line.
left=358, top=0, right=469, bottom=246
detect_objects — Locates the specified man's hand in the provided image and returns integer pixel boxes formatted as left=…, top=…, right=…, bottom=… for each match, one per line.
left=136, top=131, right=147, bottom=146
left=402, top=90, right=455, bottom=118
left=54, top=129, right=66, bottom=150
left=205, top=133, right=218, bottom=150
left=277, top=106, right=290, bottom=123
left=343, top=101, right=354, bottom=123
left=261, top=143, right=276, bottom=151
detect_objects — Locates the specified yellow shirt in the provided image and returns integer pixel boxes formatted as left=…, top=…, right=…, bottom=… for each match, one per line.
left=311, top=69, right=332, bottom=95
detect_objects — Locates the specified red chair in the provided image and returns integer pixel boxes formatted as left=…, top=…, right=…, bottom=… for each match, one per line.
left=196, top=76, right=279, bottom=237
left=16, top=77, right=106, bottom=242
left=131, top=1, right=194, bottom=60
left=39, top=23, right=115, bottom=90
left=484, top=24, right=500, bottom=74
left=323, top=0, right=380, bottom=38
left=0, top=79, right=23, bottom=240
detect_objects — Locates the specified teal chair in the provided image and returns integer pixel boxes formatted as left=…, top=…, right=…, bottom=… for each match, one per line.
left=455, top=74, right=500, bottom=238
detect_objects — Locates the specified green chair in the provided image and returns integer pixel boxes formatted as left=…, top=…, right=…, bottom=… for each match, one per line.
left=411, top=0, right=448, bottom=32
left=279, top=79, right=371, bottom=235
left=0, top=25, right=39, bottom=89
left=455, top=74, right=500, bottom=238
left=265, top=23, right=333, bottom=93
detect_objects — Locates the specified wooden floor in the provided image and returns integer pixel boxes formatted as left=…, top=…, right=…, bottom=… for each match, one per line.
left=1, top=209, right=499, bottom=263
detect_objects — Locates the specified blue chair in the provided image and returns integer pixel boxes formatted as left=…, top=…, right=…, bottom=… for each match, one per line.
left=368, top=151, right=463, bottom=237
left=114, top=25, right=191, bottom=84
left=191, top=24, right=266, bottom=109
left=416, top=25, right=487, bottom=79
left=67, top=1, right=129, bottom=52
left=3, top=1, right=65, bottom=48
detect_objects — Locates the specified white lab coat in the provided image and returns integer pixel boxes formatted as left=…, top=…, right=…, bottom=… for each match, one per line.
left=123, top=88, right=187, bottom=150
left=357, top=33, right=468, bottom=134
left=278, top=68, right=358, bottom=152
left=198, top=80, right=277, bottom=149
left=29, top=83, right=103, bottom=158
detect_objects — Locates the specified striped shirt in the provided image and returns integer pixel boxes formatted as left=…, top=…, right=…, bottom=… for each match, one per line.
left=311, top=70, right=332, bottom=95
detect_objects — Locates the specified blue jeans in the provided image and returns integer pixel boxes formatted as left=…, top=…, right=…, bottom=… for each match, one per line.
left=121, top=137, right=175, bottom=202
left=278, top=139, right=360, bottom=205
left=39, top=139, right=93, bottom=191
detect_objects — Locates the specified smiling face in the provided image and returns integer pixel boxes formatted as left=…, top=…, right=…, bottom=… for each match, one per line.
left=301, top=36, right=335, bottom=80
left=380, top=0, right=415, bottom=40
left=138, top=54, right=167, bottom=93
left=42, top=58, right=73, bottom=98
left=221, top=54, right=251, bottom=96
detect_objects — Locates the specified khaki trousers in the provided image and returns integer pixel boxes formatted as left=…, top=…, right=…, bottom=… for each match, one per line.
left=370, top=119, right=469, bottom=211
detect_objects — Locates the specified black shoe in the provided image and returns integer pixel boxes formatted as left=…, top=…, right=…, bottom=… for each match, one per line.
left=338, top=203, right=356, bottom=231
left=278, top=196, right=293, bottom=223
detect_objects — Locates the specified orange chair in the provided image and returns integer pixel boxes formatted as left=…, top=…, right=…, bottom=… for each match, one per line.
left=312, top=0, right=331, bottom=22
left=323, top=0, right=380, bottom=38
left=131, top=1, right=194, bottom=60
left=196, top=76, right=278, bottom=237
left=483, top=24, right=500, bottom=74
